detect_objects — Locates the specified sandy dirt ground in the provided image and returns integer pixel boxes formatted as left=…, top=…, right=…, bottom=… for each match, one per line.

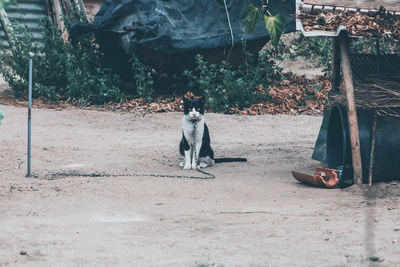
left=0, top=105, right=399, bottom=267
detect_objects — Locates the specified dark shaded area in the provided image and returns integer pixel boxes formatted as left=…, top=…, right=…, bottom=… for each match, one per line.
left=69, top=0, right=296, bottom=83
left=315, top=103, right=400, bottom=187
left=92, top=0, right=295, bottom=54
left=313, top=51, right=400, bottom=186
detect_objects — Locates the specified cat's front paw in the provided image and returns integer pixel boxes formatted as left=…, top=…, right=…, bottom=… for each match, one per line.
left=191, top=163, right=198, bottom=170
left=183, top=164, right=191, bottom=170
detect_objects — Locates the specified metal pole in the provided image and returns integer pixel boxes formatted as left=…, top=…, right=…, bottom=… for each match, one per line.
left=368, top=114, right=377, bottom=186
left=27, top=53, right=34, bottom=177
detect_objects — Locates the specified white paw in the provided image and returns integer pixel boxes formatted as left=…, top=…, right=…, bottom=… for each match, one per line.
left=183, top=164, right=191, bottom=170
left=199, top=162, right=208, bottom=168
left=179, top=162, right=185, bottom=168
left=191, top=163, right=198, bottom=170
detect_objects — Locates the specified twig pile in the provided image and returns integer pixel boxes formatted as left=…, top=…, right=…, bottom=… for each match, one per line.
left=332, top=78, right=400, bottom=118
left=298, top=7, right=400, bottom=41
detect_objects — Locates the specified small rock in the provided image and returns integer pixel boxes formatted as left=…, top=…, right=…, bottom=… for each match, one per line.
left=51, top=186, right=61, bottom=192
left=20, top=251, right=28, bottom=256
left=368, top=256, right=383, bottom=262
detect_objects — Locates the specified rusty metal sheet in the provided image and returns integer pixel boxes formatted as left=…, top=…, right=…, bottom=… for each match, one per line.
left=303, top=0, right=399, bottom=11
left=0, top=0, right=47, bottom=48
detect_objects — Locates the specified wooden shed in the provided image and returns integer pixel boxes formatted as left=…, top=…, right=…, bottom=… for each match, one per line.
left=296, top=0, right=400, bottom=186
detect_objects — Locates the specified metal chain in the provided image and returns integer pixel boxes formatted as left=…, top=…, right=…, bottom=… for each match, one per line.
left=193, top=121, right=199, bottom=167
left=33, top=120, right=215, bottom=180
left=192, top=121, right=216, bottom=179
left=39, top=171, right=215, bottom=180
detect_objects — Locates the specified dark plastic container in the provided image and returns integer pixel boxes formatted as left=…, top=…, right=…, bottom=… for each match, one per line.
left=327, top=104, right=400, bottom=187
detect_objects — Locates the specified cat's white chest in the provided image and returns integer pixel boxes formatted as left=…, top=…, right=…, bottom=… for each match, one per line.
left=182, top=117, right=204, bottom=145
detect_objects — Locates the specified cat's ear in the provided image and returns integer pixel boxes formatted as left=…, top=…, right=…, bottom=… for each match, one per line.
left=184, top=91, right=195, bottom=101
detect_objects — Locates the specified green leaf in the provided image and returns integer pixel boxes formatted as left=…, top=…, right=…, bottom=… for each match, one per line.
left=264, top=13, right=285, bottom=47
left=242, top=4, right=261, bottom=34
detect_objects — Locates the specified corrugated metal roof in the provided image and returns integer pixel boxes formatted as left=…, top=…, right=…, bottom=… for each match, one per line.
left=0, top=0, right=47, bottom=48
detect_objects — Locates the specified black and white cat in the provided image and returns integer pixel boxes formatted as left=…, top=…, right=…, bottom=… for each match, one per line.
left=179, top=96, right=246, bottom=170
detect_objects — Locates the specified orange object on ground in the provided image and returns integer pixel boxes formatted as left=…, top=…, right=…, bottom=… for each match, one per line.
left=291, top=167, right=340, bottom=188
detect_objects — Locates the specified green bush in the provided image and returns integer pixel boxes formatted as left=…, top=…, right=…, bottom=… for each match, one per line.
left=351, top=38, right=396, bottom=55
left=0, top=18, right=123, bottom=105
left=292, top=34, right=398, bottom=74
left=131, top=56, right=154, bottom=102
left=184, top=45, right=282, bottom=113
left=292, top=35, right=332, bottom=72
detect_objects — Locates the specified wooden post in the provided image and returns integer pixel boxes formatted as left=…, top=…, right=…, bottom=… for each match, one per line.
left=60, top=0, right=73, bottom=18
left=368, top=114, right=377, bottom=186
left=44, top=0, right=53, bottom=21
left=73, top=0, right=89, bottom=22
left=0, top=9, right=14, bottom=47
left=331, top=36, right=341, bottom=91
left=50, top=0, right=68, bottom=43
left=338, top=31, right=363, bottom=185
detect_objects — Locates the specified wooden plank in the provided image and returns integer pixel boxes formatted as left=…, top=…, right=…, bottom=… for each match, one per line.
left=50, top=0, right=68, bottom=43
left=0, top=8, right=15, bottom=49
left=303, top=0, right=399, bottom=11
left=60, top=0, right=72, bottom=17
left=74, top=0, right=89, bottom=21
left=368, top=114, right=377, bottom=186
left=338, top=31, right=363, bottom=185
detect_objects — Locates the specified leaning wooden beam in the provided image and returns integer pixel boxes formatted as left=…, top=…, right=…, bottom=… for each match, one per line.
left=368, top=114, right=377, bottom=186
left=44, top=0, right=53, bottom=21
left=73, top=0, right=88, bottom=22
left=338, top=31, right=363, bottom=184
left=0, top=9, right=14, bottom=47
left=50, top=0, right=68, bottom=43
left=60, top=0, right=72, bottom=18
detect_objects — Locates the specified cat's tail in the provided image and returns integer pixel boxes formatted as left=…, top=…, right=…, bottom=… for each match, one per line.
left=214, top=158, right=247, bottom=163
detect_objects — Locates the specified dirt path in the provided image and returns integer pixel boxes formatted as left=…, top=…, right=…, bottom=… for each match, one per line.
left=0, top=105, right=399, bottom=267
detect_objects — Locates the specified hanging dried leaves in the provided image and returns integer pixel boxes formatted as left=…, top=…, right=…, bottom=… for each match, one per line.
left=298, top=7, right=400, bottom=41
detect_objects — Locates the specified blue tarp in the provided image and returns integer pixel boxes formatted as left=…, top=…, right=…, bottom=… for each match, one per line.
left=72, top=0, right=295, bottom=55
